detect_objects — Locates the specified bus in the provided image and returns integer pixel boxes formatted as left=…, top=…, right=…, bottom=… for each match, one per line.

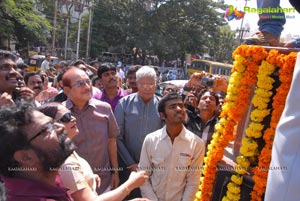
left=188, top=59, right=233, bottom=78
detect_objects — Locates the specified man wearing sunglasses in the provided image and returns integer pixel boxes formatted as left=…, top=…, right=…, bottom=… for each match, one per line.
left=0, top=101, right=76, bottom=201
left=62, top=67, right=120, bottom=194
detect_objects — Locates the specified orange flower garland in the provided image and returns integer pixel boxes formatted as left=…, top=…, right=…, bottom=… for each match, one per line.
left=194, top=45, right=267, bottom=201
left=251, top=50, right=297, bottom=201
left=223, top=58, right=276, bottom=201
left=194, top=46, right=297, bottom=201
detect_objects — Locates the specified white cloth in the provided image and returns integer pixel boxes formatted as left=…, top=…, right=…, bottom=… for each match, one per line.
left=264, top=52, right=300, bottom=201
left=41, top=59, right=49, bottom=72
left=139, top=125, right=205, bottom=201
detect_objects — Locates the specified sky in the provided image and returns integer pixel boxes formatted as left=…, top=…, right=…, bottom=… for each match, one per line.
left=223, top=0, right=300, bottom=39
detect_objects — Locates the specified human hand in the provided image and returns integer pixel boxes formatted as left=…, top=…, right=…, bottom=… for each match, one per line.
left=212, top=75, right=228, bottom=93
left=0, top=92, right=14, bottom=108
left=128, top=164, right=139, bottom=172
left=127, top=171, right=149, bottom=189
left=17, top=87, right=35, bottom=101
left=94, top=174, right=101, bottom=188
left=110, top=172, right=120, bottom=190
left=128, top=198, right=152, bottom=201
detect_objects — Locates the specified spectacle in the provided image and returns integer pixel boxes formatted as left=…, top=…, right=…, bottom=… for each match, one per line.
left=28, top=123, right=55, bottom=142
left=73, top=79, right=91, bottom=87
left=139, top=83, right=156, bottom=89
left=58, top=113, right=72, bottom=123
left=0, top=64, right=17, bottom=71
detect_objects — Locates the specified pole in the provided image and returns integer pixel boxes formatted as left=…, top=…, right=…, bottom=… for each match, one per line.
left=76, top=0, right=85, bottom=60
left=52, top=0, right=58, bottom=56
left=64, top=2, right=73, bottom=60
left=86, top=3, right=93, bottom=59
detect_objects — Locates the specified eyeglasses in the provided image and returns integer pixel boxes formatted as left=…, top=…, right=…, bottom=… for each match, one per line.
left=58, top=113, right=72, bottom=123
left=28, top=123, right=55, bottom=142
left=73, top=79, right=91, bottom=87
left=0, top=64, right=17, bottom=71
left=138, top=83, right=156, bottom=89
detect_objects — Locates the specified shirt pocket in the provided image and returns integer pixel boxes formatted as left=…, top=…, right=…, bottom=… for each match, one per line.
left=175, top=155, right=192, bottom=178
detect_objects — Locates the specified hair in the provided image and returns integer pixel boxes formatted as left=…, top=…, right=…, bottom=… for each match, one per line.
left=136, top=66, right=157, bottom=82
left=0, top=50, right=16, bottom=62
left=24, top=71, right=44, bottom=85
left=97, top=63, right=116, bottom=78
left=197, top=89, right=219, bottom=106
left=38, top=102, right=60, bottom=121
left=162, top=83, right=178, bottom=92
left=72, top=60, right=86, bottom=67
left=0, top=101, right=35, bottom=176
left=92, top=76, right=101, bottom=86
left=158, top=92, right=182, bottom=114
left=126, top=65, right=141, bottom=77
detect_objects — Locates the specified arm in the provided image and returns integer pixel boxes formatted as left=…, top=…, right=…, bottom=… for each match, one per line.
left=72, top=171, right=149, bottom=201
left=108, top=137, right=119, bottom=189
left=181, top=140, right=205, bottom=200
left=97, top=171, right=148, bottom=201
left=114, top=101, right=137, bottom=168
left=138, top=136, right=159, bottom=201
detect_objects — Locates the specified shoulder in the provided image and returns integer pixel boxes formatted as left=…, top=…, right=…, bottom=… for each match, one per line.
left=90, top=98, right=112, bottom=110
left=184, top=128, right=204, bottom=145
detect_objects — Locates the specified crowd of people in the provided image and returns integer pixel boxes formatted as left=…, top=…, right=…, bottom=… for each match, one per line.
left=1, top=1, right=299, bottom=199
left=0, top=49, right=228, bottom=201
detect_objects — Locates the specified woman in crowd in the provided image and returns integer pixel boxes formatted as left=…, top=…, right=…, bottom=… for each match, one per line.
left=38, top=102, right=149, bottom=201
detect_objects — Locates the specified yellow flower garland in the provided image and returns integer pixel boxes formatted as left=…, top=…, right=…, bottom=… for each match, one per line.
left=251, top=50, right=297, bottom=201
left=223, top=58, right=275, bottom=201
left=194, top=46, right=297, bottom=201
left=195, top=45, right=267, bottom=201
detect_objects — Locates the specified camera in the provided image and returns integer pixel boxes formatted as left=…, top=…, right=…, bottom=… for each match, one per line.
left=201, top=77, right=215, bottom=87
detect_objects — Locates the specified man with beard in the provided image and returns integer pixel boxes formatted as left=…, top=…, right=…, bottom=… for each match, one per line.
left=93, top=63, right=128, bottom=111
left=62, top=67, right=119, bottom=194
left=0, top=51, right=34, bottom=108
left=0, top=101, right=76, bottom=201
left=138, top=92, right=205, bottom=201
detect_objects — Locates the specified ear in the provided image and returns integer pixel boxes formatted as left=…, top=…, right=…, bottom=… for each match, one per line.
left=13, top=150, right=35, bottom=166
left=63, top=86, right=71, bottom=95
left=159, top=112, right=166, bottom=121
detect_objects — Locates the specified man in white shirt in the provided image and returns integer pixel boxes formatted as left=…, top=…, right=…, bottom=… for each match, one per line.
left=138, top=92, right=205, bottom=201
left=41, top=54, right=51, bottom=73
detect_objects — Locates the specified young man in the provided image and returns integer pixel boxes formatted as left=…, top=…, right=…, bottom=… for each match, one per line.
left=139, top=92, right=205, bottom=201
left=62, top=67, right=119, bottom=194
left=93, top=63, right=128, bottom=111
left=0, top=102, right=76, bottom=201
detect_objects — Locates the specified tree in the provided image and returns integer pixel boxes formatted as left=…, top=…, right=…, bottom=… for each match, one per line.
left=0, top=0, right=51, bottom=52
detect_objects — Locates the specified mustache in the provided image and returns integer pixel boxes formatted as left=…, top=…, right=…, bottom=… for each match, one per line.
left=5, top=73, right=17, bottom=80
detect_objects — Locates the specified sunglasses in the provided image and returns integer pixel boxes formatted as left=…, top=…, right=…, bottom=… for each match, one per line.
left=58, top=113, right=72, bottom=123
left=28, top=123, right=55, bottom=142
left=73, top=79, right=91, bottom=87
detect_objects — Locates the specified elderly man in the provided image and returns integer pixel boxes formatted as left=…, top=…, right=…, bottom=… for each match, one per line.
left=0, top=101, right=76, bottom=200
left=62, top=67, right=120, bottom=194
left=139, top=92, right=205, bottom=201
left=115, top=66, right=163, bottom=198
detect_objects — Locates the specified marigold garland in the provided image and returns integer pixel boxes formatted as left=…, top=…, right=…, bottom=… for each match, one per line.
left=195, top=45, right=267, bottom=201
left=251, top=50, right=297, bottom=201
left=223, top=58, right=275, bottom=201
